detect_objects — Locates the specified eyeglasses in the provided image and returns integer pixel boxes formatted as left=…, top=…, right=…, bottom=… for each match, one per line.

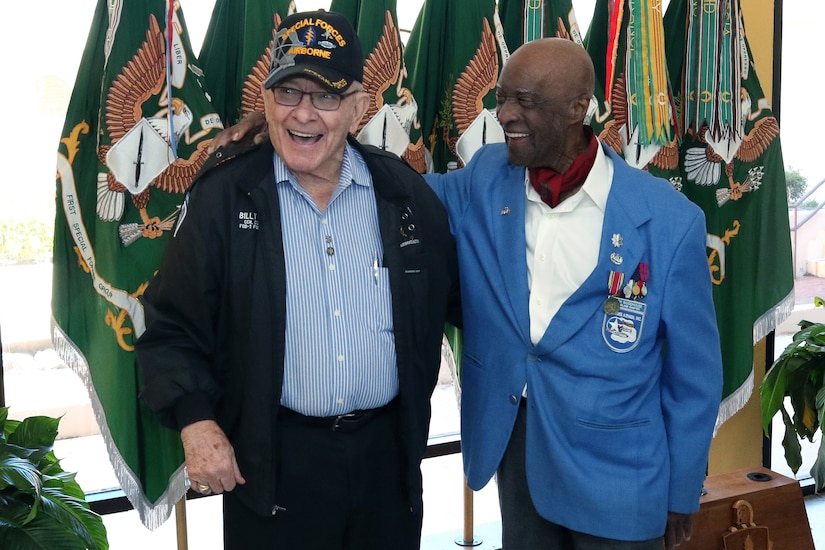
left=270, top=86, right=359, bottom=111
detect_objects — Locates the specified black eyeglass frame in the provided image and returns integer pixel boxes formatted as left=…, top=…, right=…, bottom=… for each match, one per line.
left=270, top=86, right=360, bottom=111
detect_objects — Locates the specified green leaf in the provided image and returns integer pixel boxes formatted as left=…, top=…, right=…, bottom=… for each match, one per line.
left=0, top=407, right=8, bottom=435
left=2, top=418, right=21, bottom=442
left=0, top=409, right=108, bottom=549
left=39, top=487, right=108, bottom=550
left=811, top=438, right=825, bottom=494
left=0, top=511, right=88, bottom=550
left=780, top=408, right=803, bottom=474
left=789, top=384, right=817, bottom=440
left=7, top=416, right=60, bottom=465
left=760, top=362, right=789, bottom=431
left=0, top=493, right=39, bottom=528
left=0, top=498, right=35, bottom=528
left=0, top=453, right=42, bottom=496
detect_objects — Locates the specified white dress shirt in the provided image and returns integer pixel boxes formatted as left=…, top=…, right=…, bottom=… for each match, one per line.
left=525, top=144, right=614, bottom=345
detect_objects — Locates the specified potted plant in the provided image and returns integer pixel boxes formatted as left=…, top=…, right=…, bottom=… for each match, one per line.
left=0, top=406, right=108, bottom=549
left=760, top=297, right=825, bottom=493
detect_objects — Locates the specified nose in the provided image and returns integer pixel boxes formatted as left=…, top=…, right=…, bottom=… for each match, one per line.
left=496, top=98, right=519, bottom=125
left=292, top=92, right=319, bottom=118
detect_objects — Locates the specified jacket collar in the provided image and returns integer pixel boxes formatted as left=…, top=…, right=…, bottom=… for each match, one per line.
left=199, top=136, right=413, bottom=206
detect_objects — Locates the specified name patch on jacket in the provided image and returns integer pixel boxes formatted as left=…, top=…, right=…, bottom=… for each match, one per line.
left=602, top=298, right=646, bottom=353
left=238, top=211, right=259, bottom=230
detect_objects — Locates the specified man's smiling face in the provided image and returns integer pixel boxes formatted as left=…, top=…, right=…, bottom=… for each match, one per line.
left=263, top=76, right=368, bottom=184
left=494, top=39, right=594, bottom=172
left=495, top=57, right=568, bottom=170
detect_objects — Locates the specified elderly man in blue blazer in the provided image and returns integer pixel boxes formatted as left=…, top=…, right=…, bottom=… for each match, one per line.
left=426, top=38, right=722, bottom=550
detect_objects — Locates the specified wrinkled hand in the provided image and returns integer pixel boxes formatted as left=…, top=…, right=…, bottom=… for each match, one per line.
left=207, top=111, right=268, bottom=153
left=664, top=512, right=693, bottom=549
left=181, top=420, right=246, bottom=494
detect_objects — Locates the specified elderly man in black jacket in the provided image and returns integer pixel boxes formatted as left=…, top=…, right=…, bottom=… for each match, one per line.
left=136, top=10, right=459, bottom=550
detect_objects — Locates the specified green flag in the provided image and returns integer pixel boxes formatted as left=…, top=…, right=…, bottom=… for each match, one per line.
left=584, top=0, right=680, bottom=175
left=498, top=0, right=586, bottom=50
left=199, top=0, right=296, bottom=127
left=330, top=0, right=429, bottom=171
left=584, top=0, right=616, bottom=141
left=668, top=0, right=794, bottom=428
left=404, top=0, right=504, bottom=173
left=52, top=0, right=220, bottom=528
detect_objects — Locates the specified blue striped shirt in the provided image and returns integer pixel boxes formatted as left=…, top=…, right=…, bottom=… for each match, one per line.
left=275, top=144, right=398, bottom=417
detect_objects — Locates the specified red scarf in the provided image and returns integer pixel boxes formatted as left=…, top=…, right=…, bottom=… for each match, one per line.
left=529, top=127, right=598, bottom=208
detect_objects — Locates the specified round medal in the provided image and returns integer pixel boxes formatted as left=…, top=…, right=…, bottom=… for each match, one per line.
left=603, top=297, right=620, bottom=314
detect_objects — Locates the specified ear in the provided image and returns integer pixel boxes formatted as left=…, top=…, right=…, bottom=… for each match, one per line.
left=570, top=94, right=591, bottom=124
left=349, top=91, right=371, bottom=134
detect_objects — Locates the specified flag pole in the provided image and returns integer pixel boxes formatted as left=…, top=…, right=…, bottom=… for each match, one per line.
left=455, top=477, right=481, bottom=547
left=175, top=497, right=189, bottom=550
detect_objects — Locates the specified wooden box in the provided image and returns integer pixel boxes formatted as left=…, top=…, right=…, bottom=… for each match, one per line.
left=680, top=467, right=814, bottom=550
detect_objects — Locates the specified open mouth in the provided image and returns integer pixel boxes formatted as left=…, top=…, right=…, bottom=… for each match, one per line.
left=289, top=130, right=322, bottom=144
left=505, top=131, right=530, bottom=139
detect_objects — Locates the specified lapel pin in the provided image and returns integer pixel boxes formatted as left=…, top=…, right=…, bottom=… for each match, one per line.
left=610, top=252, right=623, bottom=265
left=612, top=233, right=623, bottom=247
left=500, top=206, right=510, bottom=216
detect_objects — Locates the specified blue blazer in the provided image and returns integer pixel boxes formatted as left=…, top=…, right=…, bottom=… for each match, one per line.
left=426, top=143, right=722, bottom=541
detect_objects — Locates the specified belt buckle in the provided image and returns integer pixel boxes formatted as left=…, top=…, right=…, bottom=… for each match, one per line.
left=331, top=412, right=358, bottom=432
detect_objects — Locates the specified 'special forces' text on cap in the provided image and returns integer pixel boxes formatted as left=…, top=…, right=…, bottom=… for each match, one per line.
left=264, top=10, right=364, bottom=93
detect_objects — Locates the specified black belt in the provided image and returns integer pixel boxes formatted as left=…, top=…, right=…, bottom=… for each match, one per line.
left=278, top=398, right=397, bottom=433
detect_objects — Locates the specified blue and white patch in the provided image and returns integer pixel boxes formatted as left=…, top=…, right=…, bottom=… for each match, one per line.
left=602, top=298, right=646, bottom=353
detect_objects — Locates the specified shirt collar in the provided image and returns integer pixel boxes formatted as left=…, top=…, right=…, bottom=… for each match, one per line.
left=272, top=142, right=372, bottom=192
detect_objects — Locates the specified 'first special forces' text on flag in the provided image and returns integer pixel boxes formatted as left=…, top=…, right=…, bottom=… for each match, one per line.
left=52, top=0, right=221, bottom=528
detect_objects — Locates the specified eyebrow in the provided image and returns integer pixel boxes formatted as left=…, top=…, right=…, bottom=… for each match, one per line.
left=496, top=86, right=541, bottom=96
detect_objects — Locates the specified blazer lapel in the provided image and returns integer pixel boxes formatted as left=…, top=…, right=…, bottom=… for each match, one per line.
left=536, top=159, right=653, bottom=354
left=494, top=165, right=532, bottom=344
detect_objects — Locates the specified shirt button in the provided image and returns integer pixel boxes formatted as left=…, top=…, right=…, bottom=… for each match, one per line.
left=337, top=355, right=344, bottom=362
left=334, top=309, right=341, bottom=317
left=328, top=264, right=335, bottom=271
left=321, top=218, right=328, bottom=225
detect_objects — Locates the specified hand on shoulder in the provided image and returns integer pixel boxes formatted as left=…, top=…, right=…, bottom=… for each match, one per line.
left=208, top=111, right=268, bottom=153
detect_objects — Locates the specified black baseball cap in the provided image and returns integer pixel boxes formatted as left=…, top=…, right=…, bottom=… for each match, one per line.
left=264, top=10, right=364, bottom=93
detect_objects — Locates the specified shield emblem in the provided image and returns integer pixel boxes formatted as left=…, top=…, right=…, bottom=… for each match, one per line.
left=722, top=499, right=773, bottom=550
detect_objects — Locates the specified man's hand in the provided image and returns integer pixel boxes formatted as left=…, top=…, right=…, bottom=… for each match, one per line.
left=181, top=420, right=246, bottom=494
left=207, top=111, right=268, bottom=153
left=664, top=512, right=693, bottom=549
